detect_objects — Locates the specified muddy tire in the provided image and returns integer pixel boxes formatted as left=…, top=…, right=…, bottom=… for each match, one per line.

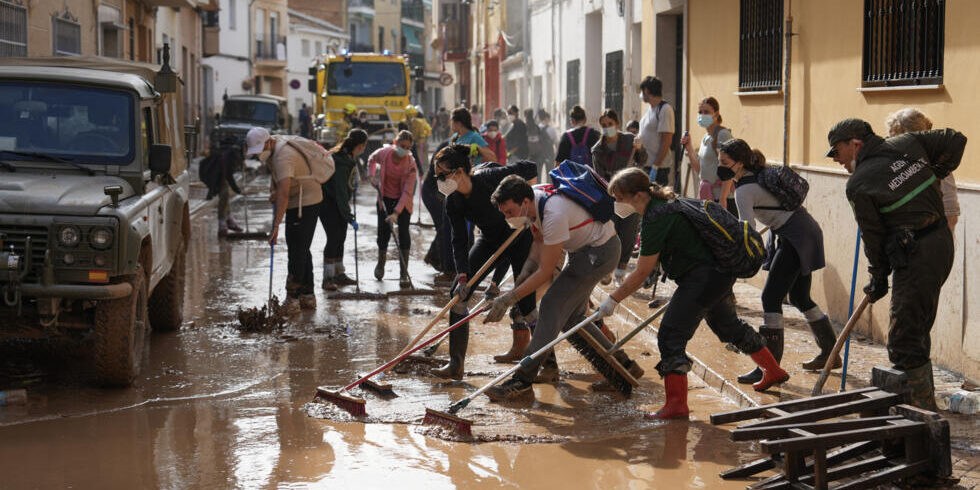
left=94, top=266, right=149, bottom=387
left=149, top=244, right=185, bottom=331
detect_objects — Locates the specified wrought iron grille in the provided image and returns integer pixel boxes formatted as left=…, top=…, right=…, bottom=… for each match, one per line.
left=738, top=0, right=783, bottom=91
left=566, top=59, right=580, bottom=110
left=53, top=16, right=81, bottom=56
left=862, top=0, right=944, bottom=87
left=0, top=0, right=26, bottom=58
left=605, top=50, right=623, bottom=117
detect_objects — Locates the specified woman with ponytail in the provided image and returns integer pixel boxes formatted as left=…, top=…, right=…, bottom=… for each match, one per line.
left=596, top=167, right=788, bottom=420
left=679, top=97, right=736, bottom=213
left=320, top=129, right=368, bottom=290
left=450, top=107, right=498, bottom=165
left=718, top=139, right=836, bottom=382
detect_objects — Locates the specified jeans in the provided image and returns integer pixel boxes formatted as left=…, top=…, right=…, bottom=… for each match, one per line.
left=377, top=197, right=411, bottom=251
left=285, top=203, right=321, bottom=297
left=613, top=213, right=640, bottom=268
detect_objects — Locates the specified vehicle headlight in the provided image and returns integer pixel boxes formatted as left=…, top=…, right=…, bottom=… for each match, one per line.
left=90, top=227, right=113, bottom=249
left=58, top=225, right=81, bottom=248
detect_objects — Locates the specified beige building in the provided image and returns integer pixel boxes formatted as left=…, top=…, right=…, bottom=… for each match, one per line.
left=252, top=0, right=288, bottom=96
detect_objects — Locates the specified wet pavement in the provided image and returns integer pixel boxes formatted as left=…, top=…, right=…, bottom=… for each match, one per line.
left=1, top=179, right=977, bottom=488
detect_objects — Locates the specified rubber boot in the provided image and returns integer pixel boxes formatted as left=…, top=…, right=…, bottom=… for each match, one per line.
left=333, top=263, right=357, bottom=287
left=801, top=316, right=842, bottom=371
left=749, top=347, right=790, bottom=391
left=645, top=373, right=690, bottom=420
left=905, top=361, right=939, bottom=412
left=374, top=248, right=386, bottom=280
left=398, top=249, right=412, bottom=288
left=431, top=311, right=467, bottom=380
left=738, top=326, right=783, bottom=384
left=225, top=215, right=243, bottom=232
left=494, top=325, right=531, bottom=363
left=321, top=261, right=337, bottom=291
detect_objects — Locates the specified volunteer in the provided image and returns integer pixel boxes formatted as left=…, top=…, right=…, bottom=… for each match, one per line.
left=679, top=97, right=735, bottom=212
left=368, top=130, right=418, bottom=287
left=320, top=129, right=367, bottom=290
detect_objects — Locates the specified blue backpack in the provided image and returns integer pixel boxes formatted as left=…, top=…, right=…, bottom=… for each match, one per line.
left=537, top=160, right=615, bottom=224
left=567, top=127, right=593, bottom=166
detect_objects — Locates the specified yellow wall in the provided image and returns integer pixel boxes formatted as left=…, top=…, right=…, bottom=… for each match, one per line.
left=687, top=0, right=980, bottom=184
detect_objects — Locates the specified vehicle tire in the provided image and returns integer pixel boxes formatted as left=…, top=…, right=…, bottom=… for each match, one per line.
left=149, top=243, right=185, bottom=331
left=94, top=266, right=149, bottom=387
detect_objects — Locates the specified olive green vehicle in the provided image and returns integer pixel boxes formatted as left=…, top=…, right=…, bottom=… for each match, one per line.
left=0, top=52, right=191, bottom=387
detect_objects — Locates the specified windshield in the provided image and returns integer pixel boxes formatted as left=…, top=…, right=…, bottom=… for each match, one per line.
left=0, top=81, right=134, bottom=164
left=327, top=62, right=407, bottom=97
left=222, top=100, right=279, bottom=125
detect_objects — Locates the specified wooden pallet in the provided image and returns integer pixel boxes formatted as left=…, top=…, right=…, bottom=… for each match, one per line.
left=710, top=367, right=951, bottom=490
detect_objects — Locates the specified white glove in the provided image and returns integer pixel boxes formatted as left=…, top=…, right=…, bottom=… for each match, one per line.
left=484, top=291, right=517, bottom=324
left=597, top=296, right=619, bottom=319
left=385, top=213, right=399, bottom=224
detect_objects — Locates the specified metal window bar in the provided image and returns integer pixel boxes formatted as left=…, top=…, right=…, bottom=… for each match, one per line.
left=604, top=51, right=623, bottom=117
left=53, top=17, right=81, bottom=56
left=738, top=0, right=783, bottom=91
left=566, top=59, right=580, bottom=109
left=862, top=0, right=943, bottom=87
left=0, top=0, right=27, bottom=58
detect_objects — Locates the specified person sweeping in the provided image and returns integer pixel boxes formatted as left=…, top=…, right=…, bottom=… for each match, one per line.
left=368, top=130, right=418, bottom=287
left=320, top=129, right=367, bottom=290
left=596, top=168, right=788, bottom=420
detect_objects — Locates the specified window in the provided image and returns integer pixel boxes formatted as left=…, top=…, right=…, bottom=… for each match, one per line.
left=0, top=0, right=27, bottom=58
left=378, top=26, right=384, bottom=51
left=228, top=0, right=236, bottom=31
left=128, top=18, right=134, bottom=60
left=52, top=15, right=81, bottom=56
left=302, top=39, right=310, bottom=57
left=98, top=5, right=124, bottom=58
left=604, top=50, right=623, bottom=117
left=862, top=0, right=944, bottom=87
left=738, top=0, right=783, bottom=92
left=326, top=62, right=407, bottom=97
left=314, top=40, right=322, bottom=56
left=566, top=59, right=580, bottom=109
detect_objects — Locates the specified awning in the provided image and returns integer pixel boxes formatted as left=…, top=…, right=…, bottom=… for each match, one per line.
left=402, top=25, right=423, bottom=52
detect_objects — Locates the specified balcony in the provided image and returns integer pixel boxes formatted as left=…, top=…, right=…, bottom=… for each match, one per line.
left=203, top=26, right=220, bottom=57
left=401, top=1, right=424, bottom=26
left=348, top=0, right=375, bottom=18
left=255, top=36, right=287, bottom=63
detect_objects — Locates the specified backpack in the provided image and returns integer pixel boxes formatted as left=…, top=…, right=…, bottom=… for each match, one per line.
left=538, top=159, right=615, bottom=223
left=280, top=135, right=334, bottom=184
left=645, top=197, right=766, bottom=278
left=752, top=165, right=809, bottom=211
left=567, top=127, right=593, bottom=166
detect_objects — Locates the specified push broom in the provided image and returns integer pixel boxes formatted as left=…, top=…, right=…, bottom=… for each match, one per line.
left=374, top=188, right=438, bottom=297
left=315, top=302, right=492, bottom=416
left=423, top=311, right=604, bottom=437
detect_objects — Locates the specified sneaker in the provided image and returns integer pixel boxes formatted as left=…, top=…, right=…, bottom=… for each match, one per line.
left=298, top=294, right=317, bottom=310
left=333, top=273, right=358, bottom=287
left=532, top=364, right=559, bottom=384
left=485, top=378, right=533, bottom=402
left=281, top=297, right=302, bottom=315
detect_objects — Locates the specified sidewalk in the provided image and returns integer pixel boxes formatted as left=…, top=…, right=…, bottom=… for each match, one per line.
left=594, top=277, right=980, bottom=488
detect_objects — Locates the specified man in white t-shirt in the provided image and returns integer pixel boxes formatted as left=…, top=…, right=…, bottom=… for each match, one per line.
left=481, top=175, right=644, bottom=400
left=637, top=76, right=676, bottom=187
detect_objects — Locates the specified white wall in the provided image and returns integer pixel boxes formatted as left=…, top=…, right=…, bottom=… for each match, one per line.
left=204, top=0, right=252, bottom=116
left=285, top=23, right=346, bottom=128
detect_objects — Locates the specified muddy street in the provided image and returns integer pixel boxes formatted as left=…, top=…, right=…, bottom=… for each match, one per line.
left=0, top=189, right=762, bottom=489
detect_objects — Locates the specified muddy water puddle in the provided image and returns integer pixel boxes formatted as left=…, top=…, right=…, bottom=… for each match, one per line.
left=0, top=193, right=763, bottom=488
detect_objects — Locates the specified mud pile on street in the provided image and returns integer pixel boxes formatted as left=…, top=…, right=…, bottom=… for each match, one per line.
left=235, top=296, right=289, bottom=333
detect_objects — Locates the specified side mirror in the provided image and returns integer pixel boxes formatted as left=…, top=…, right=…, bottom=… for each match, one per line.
left=149, top=144, right=172, bottom=175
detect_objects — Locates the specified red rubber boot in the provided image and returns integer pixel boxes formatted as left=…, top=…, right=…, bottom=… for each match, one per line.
left=645, top=373, right=690, bottom=420
left=750, top=347, right=790, bottom=392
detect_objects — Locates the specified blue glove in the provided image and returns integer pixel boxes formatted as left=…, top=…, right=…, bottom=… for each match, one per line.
left=350, top=220, right=359, bottom=231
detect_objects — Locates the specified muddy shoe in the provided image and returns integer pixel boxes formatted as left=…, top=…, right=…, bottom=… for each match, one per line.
left=430, top=362, right=463, bottom=381
left=532, top=364, right=559, bottom=384
left=434, top=272, right=454, bottom=286
left=225, top=216, right=244, bottom=232
left=485, top=378, right=533, bottom=402
left=321, top=277, right=337, bottom=291
left=299, top=294, right=317, bottom=310
left=374, top=253, right=386, bottom=280
left=281, top=297, right=302, bottom=315
left=590, top=380, right=618, bottom=392
left=333, top=273, right=357, bottom=287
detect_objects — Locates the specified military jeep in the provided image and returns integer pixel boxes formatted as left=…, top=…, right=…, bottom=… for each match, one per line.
left=0, top=52, right=190, bottom=387
left=209, top=94, right=290, bottom=153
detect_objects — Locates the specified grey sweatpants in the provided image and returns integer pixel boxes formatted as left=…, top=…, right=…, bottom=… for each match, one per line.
left=515, top=235, right=621, bottom=382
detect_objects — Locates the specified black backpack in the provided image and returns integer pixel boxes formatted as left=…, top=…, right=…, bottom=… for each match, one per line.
left=645, top=197, right=765, bottom=278
left=753, top=165, right=809, bottom=211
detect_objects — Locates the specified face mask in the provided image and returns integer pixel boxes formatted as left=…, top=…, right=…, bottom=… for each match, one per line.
left=614, top=201, right=636, bottom=218
left=505, top=202, right=530, bottom=229
left=437, top=176, right=458, bottom=196
left=509, top=115, right=516, bottom=122
left=639, top=92, right=646, bottom=103
left=603, top=126, right=617, bottom=137
left=487, top=130, right=499, bottom=139
left=697, top=114, right=714, bottom=128
left=716, top=165, right=736, bottom=181
left=394, top=146, right=409, bottom=157
left=359, top=117, right=367, bottom=122
left=257, top=150, right=271, bottom=163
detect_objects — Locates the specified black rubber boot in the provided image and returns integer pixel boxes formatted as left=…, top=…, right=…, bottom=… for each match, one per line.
left=737, top=327, right=783, bottom=384
left=374, top=249, right=386, bottom=280
left=431, top=311, right=467, bottom=380
left=801, top=316, right=842, bottom=371
left=905, top=361, right=939, bottom=412
left=398, top=249, right=411, bottom=288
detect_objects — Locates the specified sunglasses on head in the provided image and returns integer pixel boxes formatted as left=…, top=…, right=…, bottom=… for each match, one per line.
left=435, top=168, right=455, bottom=181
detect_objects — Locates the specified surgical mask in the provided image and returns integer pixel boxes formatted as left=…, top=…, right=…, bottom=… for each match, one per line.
left=257, top=150, right=271, bottom=163
left=359, top=117, right=367, bottom=122
left=697, top=114, right=714, bottom=128
left=437, top=177, right=458, bottom=196
left=509, top=115, right=516, bottom=122
left=487, top=130, right=499, bottom=139
left=602, top=126, right=617, bottom=137
left=716, top=165, right=736, bottom=181
left=639, top=92, right=646, bottom=103
left=614, top=201, right=636, bottom=218
left=394, top=146, right=409, bottom=157
left=505, top=202, right=530, bottom=229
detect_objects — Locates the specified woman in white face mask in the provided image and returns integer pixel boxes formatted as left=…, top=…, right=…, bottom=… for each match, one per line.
left=591, top=108, right=648, bottom=285
left=679, top=96, right=736, bottom=213
left=366, top=130, right=418, bottom=286
left=428, top=144, right=540, bottom=378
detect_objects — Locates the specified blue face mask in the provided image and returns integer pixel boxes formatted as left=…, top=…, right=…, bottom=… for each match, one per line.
left=697, top=114, right=714, bottom=128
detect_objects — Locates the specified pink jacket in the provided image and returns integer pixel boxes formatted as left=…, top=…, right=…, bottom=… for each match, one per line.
left=368, top=145, right=418, bottom=214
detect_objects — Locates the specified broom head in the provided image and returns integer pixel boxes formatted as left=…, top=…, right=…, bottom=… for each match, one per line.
left=422, top=407, right=472, bottom=438
left=326, top=291, right=387, bottom=300
left=358, top=375, right=396, bottom=397
left=315, top=386, right=367, bottom=416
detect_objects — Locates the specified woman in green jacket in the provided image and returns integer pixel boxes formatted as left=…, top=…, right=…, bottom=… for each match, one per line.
left=320, top=129, right=367, bottom=290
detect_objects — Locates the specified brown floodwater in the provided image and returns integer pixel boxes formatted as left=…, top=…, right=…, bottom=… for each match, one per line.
left=0, top=192, right=764, bottom=489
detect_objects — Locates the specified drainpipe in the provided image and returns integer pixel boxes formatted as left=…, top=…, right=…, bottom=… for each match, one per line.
left=622, top=0, right=632, bottom=119
left=782, top=0, right=793, bottom=167
left=247, top=0, right=256, bottom=93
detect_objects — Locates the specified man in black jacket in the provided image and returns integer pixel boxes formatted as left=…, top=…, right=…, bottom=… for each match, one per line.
left=826, top=118, right=965, bottom=410
left=504, top=105, right=529, bottom=161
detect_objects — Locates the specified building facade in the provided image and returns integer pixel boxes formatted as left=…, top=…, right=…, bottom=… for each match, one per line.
left=286, top=8, right=347, bottom=130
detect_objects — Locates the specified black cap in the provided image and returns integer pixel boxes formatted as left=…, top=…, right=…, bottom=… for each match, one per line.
left=825, top=118, right=874, bottom=157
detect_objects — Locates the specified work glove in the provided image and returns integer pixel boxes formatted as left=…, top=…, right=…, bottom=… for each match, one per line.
left=385, top=213, right=399, bottom=225
left=596, top=296, right=619, bottom=319
left=349, top=220, right=359, bottom=231
left=452, top=273, right=470, bottom=300
left=484, top=281, right=501, bottom=301
left=515, top=259, right=538, bottom=287
left=863, top=275, right=889, bottom=304
left=484, top=291, right=517, bottom=324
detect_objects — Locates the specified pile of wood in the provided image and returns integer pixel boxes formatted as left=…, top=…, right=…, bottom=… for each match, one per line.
left=710, top=367, right=952, bottom=490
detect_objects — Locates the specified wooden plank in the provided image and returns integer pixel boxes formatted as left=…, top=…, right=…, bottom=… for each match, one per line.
left=749, top=441, right=879, bottom=488
left=763, top=420, right=925, bottom=453
left=871, top=366, right=908, bottom=396
left=720, top=455, right=778, bottom=480
left=731, top=416, right=904, bottom=442
left=736, top=392, right=901, bottom=429
left=834, top=459, right=928, bottom=490
left=784, top=450, right=805, bottom=482
left=759, top=456, right=891, bottom=490
left=812, top=449, right=828, bottom=490
left=710, top=387, right=880, bottom=425
left=891, top=404, right=952, bottom=477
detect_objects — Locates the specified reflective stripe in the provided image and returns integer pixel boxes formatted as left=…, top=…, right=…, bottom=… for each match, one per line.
left=879, top=174, right=937, bottom=213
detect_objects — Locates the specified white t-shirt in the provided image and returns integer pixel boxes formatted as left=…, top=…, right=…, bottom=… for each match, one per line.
left=638, top=101, right=675, bottom=168
left=532, top=190, right=615, bottom=252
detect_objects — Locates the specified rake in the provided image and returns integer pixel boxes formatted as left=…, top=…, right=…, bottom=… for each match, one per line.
left=314, top=302, right=492, bottom=416
left=422, top=311, right=603, bottom=438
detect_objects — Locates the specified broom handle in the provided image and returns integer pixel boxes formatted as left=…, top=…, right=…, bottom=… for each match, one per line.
left=390, top=225, right=528, bottom=361
left=811, top=294, right=871, bottom=396
left=606, top=302, right=669, bottom=353
left=344, top=302, right=491, bottom=392
left=457, top=311, right=603, bottom=406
